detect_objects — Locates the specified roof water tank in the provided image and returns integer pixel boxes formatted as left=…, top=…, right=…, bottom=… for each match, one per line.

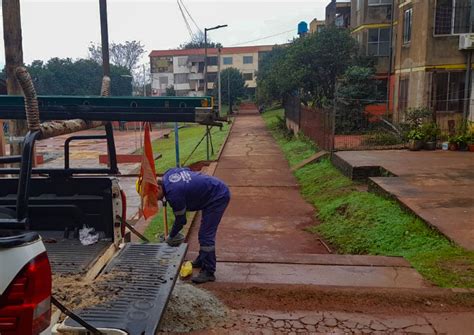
left=298, top=21, right=308, bottom=35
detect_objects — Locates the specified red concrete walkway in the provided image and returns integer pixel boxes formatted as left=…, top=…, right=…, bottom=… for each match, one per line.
left=185, top=107, right=428, bottom=289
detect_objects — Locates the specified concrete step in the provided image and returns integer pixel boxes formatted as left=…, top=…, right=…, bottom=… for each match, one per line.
left=187, top=251, right=428, bottom=289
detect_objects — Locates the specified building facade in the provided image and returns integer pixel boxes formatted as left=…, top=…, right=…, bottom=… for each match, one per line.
left=326, top=0, right=352, bottom=28
left=149, top=45, right=273, bottom=97
left=393, top=0, right=474, bottom=129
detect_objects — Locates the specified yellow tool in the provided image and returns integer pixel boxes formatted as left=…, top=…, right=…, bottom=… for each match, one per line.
left=180, top=261, right=193, bottom=278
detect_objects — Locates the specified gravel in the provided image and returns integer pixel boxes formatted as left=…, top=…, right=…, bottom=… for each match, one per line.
left=159, top=281, right=228, bottom=333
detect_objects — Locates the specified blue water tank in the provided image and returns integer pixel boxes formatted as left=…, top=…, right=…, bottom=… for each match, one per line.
left=298, top=21, right=308, bottom=35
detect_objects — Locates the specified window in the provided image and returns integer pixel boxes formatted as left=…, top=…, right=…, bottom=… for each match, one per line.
left=207, top=73, right=217, bottom=83
left=243, top=73, right=253, bottom=81
left=368, top=0, right=392, bottom=5
left=177, top=57, right=188, bottom=67
left=433, top=72, right=465, bottom=113
left=243, top=56, right=253, bottom=64
left=223, top=57, right=233, bottom=65
left=399, top=78, right=409, bottom=113
left=403, top=8, right=413, bottom=44
left=174, top=73, right=188, bottom=84
left=367, top=28, right=390, bottom=56
left=435, top=0, right=472, bottom=35
left=207, top=56, right=218, bottom=66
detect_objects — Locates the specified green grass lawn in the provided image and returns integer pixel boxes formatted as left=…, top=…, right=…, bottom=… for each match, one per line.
left=152, top=122, right=230, bottom=174
left=263, top=109, right=474, bottom=288
left=143, top=122, right=231, bottom=241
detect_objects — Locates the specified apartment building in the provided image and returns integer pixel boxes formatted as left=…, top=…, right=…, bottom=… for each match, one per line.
left=394, top=0, right=474, bottom=128
left=350, top=0, right=394, bottom=102
left=326, top=0, right=352, bottom=28
left=149, top=45, right=273, bottom=97
left=310, top=18, right=326, bottom=34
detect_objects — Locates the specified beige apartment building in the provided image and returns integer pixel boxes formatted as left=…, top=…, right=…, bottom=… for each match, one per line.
left=149, top=45, right=273, bottom=97
left=393, top=0, right=474, bottom=129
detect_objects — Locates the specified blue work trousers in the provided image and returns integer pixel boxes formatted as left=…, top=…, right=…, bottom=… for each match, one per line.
left=197, top=194, right=230, bottom=274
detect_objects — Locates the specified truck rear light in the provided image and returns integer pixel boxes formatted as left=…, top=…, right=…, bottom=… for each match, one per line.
left=0, top=251, right=52, bottom=335
left=120, top=190, right=127, bottom=237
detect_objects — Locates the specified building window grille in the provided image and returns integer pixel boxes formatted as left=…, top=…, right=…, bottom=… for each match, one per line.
left=399, top=78, right=409, bottom=113
left=243, top=56, right=254, bottom=64
left=367, top=28, right=390, bottom=56
left=403, top=8, right=413, bottom=44
left=432, top=72, right=466, bottom=113
left=207, top=56, right=218, bottom=66
left=243, top=73, right=253, bottom=81
left=435, top=0, right=472, bottom=35
left=223, top=57, right=233, bottom=65
left=368, top=0, right=392, bottom=6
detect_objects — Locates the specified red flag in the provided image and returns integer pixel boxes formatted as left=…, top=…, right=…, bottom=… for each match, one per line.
left=137, top=122, right=159, bottom=219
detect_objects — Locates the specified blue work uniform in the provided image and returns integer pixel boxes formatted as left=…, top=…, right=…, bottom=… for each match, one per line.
left=163, top=167, right=230, bottom=274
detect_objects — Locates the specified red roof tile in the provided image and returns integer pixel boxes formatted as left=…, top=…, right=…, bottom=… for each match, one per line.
left=149, top=45, right=274, bottom=58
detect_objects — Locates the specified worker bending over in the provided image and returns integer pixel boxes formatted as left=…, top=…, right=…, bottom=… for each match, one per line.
left=157, top=167, right=230, bottom=284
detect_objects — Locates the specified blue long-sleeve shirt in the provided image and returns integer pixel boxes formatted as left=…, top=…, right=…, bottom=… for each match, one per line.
left=163, top=168, right=229, bottom=237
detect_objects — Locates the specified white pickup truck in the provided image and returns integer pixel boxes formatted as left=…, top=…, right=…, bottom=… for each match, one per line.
left=0, top=231, right=52, bottom=335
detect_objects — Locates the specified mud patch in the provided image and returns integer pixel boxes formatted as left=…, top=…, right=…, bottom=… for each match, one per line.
left=159, top=281, right=228, bottom=333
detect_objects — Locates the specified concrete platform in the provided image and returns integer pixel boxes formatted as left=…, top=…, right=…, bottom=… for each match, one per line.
left=334, top=150, right=474, bottom=250
left=214, top=262, right=429, bottom=288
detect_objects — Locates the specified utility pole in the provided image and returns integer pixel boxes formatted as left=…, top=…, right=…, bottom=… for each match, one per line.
left=217, top=47, right=222, bottom=116
left=99, top=0, right=118, bottom=173
left=203, top=24, right=228, bottom=95
left=204, top=30, right=208, bottom=96
left=2, top=0, right=28, bottom=156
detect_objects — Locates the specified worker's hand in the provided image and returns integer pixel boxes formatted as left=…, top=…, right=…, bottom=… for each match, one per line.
left=166, top=232, right=185, bottom=247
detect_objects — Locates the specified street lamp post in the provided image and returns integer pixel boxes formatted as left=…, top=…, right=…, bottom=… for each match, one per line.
left=204, top=24, right=228, bottom=96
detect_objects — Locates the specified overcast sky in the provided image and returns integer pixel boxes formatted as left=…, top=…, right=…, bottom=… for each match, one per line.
left=0, top=0, right=326, bottom=67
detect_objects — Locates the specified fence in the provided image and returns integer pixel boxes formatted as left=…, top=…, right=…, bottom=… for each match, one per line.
left=284, top=96, right=406, bottom=152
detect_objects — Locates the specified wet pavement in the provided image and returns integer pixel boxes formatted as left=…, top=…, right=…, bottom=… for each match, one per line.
left=185, top=107, right=428, bottom=289
left=200, top=310, right=474, bottom=334
left=334, top=150, right=474, bottom=250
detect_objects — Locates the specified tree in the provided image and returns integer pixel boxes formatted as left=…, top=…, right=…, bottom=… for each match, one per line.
left=88, top=40, right=146, bottom=72
left=335, top=66, right=379, bottom=133
left=257, top=27, right=360, bottom=107
left=179, top=32, right=222, bottom=49
left=165, top=85, right=176, bottom=96
left=217, top=68, right=246, bottom=110
left=2, top=58, right=133, bottom=96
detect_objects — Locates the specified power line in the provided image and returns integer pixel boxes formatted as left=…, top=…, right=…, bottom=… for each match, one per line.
left=177, top=0, right=194, bottom=39
left=229, top=29, right=295, bottom=47
left=179, top=0, right=202, bottom=35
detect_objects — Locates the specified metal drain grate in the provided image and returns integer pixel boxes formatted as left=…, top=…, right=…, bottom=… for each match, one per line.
left=63, top=243, right=187, bottom=335
left=42, top=231, right=111, bottom=275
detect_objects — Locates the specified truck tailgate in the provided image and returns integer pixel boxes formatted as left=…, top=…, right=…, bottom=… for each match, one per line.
left=61, top=243, right=187, bottom=335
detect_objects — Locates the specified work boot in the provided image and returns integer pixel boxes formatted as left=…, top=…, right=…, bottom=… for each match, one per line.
left=191, top=270, right=216, bottom=284
left=191, top=258, right=202, bottom=268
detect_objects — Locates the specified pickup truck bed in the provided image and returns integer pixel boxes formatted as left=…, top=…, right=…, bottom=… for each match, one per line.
left=42, top=231, right=111, bottom=275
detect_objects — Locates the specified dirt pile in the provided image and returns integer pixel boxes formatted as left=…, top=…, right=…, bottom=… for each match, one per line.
left=52, top=272, right=123, bottom=315
left=159, top=281, right=228, bottom=333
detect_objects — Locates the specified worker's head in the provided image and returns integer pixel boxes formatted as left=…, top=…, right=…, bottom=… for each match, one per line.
left=157, top=178, right=164, bottom=201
